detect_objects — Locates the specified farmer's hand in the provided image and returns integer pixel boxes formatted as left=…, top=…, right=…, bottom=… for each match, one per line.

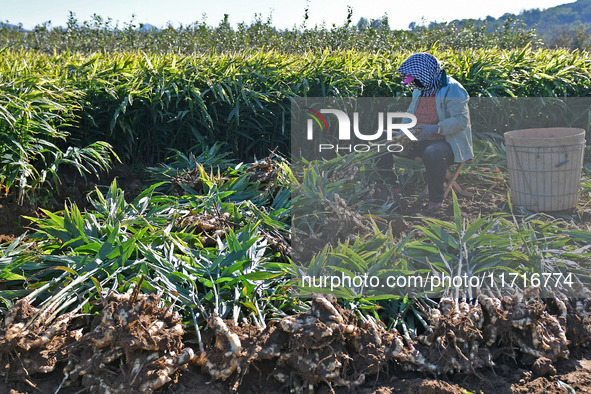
left=417, top=124, right=440, bottom=140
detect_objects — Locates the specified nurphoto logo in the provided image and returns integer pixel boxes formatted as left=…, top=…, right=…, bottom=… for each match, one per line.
left=304, top=107, right=418, bottom=153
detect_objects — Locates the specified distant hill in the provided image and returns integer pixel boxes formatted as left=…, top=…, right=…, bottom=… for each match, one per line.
left=0, top=22, right=23, bottom=30
left=138, top=23, right=158, bottom=32
left=0, top=20, right=159, bottom=33
left=423, top=0, right=591, bottom=48
left=515, top=0, right=591, bottom=32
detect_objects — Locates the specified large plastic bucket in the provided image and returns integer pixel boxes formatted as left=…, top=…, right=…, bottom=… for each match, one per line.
left=504, top=128, right=586, bottom=211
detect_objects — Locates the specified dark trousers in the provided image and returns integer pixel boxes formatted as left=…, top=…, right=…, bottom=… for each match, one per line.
left=377, top=140, right=454, bottom=203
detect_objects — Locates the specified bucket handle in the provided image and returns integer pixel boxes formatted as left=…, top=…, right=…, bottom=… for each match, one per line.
left=555, top=146, right=569, bottom=168
left=555, top=158, right=569, bottom=167
left=536, top=146, right=570, bottom=167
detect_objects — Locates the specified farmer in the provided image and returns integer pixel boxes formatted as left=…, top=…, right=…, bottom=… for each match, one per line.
left=381, top=52, right=474, bottom=211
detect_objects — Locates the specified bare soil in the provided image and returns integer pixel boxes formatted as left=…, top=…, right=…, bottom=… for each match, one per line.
left=0, top=202, right=40, bottom=241
left=167, top=349, right=591, bottom=394
left=3, top=352, right=591, bottom=393
left=396, top=182, right=590, bottom=225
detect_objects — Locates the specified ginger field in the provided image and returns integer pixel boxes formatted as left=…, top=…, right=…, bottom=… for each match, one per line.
left=1, top=22, right=591, bottom=392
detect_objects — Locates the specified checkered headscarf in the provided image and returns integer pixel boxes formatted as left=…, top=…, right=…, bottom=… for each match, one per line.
left=397, top=53, right=443, bottom=96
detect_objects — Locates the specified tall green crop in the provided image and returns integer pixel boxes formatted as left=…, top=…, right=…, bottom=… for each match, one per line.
left=2, top=48, right=589, bottom=169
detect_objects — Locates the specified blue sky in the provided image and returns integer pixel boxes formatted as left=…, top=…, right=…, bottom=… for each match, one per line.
left=1, top=0, right=575, bottom=30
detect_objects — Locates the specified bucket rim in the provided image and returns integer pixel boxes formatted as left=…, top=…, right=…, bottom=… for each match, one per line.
left=503, top=127, right=586, bottom=140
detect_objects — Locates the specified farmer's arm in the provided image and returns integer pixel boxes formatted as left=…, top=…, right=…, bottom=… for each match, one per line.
left=438, top=95, right=469, bottom=136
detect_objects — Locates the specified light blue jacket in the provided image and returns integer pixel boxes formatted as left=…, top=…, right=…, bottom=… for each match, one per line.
left=408, top=75, right=474, bottom=163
